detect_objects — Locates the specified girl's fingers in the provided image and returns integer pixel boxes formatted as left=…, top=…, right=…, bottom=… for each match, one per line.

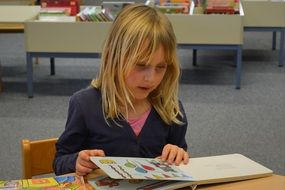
left=161, top=144, right=190, bottom=165
left=76, top=149, right=106, bottom=176
left=174, top=148, right=185, bottom=165
left=183, top=151, right=190, bottom=164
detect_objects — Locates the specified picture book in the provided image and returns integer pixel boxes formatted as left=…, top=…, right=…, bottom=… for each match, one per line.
left=88, top=175, right=197, bottom=190
left=0, top=175, right=85, bottom=190
left=90, top=153, right=273, bottom=190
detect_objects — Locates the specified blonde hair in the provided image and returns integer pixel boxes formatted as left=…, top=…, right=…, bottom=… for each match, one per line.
left=91, top=4, right=183, bottom=125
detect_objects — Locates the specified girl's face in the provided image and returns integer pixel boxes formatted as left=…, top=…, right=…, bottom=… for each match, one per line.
left=125, top=45, right=167, bottom=103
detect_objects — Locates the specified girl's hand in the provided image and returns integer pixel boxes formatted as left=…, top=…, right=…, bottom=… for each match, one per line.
left=76, top=149, right=105, bottom=176
left=160, top=144, right=189, bottom=165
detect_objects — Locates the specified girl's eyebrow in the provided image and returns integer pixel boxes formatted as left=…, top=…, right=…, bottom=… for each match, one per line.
left=158, top=61, right=167, bottom=65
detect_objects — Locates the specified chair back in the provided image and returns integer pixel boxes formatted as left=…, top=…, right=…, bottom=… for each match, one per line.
left=21, top=138, right=58, bottom=179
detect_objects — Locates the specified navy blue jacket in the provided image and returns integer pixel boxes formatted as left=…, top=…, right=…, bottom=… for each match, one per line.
left=53, top=87, right=188, bottom=175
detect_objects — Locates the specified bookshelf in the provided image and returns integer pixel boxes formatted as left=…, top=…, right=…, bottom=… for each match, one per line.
left=242, top=0, right=285, bottom=67
left=25, top=21, right=112, bottom=97
left=25, top=21, right=111, bottom=53
left=23, top=3, right=244, bottom=97
left=0, top=5, right=40, bottom=32
left=0, top=6, right=39, bottom=23
left=167, top=3, right=243, bottom=90
left=167, top=14, right=243, bottom=45
left=0, top=0, right=35, bottom=5
left=242, top=0, right=285, bottom=27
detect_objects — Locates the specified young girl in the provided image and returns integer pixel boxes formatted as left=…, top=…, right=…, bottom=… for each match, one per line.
left=53, top=4, right=189, bottom=176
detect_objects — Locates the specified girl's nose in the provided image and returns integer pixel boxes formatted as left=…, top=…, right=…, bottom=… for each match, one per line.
left=144, top=67, right=155, bottom=81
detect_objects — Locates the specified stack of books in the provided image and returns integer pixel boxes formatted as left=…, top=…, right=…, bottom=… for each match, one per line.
left=76, top=7, right=114, bottom=22
left=101, top=1, right=135, bottom=18
left=195, top=0, right=240, bottom=14
left=155, top=0, right=191, bottom=14
left=40, top=0, right=80, bottom=16
left=38, top=7, right=76, bottom=22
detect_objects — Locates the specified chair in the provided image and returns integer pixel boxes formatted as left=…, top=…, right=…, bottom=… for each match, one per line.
left=21, top=138, right=58, bottom=179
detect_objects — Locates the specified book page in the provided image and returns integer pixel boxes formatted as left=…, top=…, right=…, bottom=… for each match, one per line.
left=90, top=157, right=194, bottom=181
left=178, top=153, right=273, bottom=185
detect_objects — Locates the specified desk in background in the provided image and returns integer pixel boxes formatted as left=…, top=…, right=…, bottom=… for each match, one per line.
left=0, top=6, right=39, bottom=26
left=0, top=5, right=39, bottom=32
left=0, top=5, right=40, bottom=92
left=242, top=0, right=285, bottom=67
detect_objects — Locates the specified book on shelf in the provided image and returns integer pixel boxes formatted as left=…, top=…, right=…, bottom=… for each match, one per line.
left=77, top=6, right=114, bottom=22
left=88, top=153, right=273, bottom=190
left=0, top=175, right=85, bottom=190
left=38, top=7, right=76, bottom=22
left=38, top=15, right=76, bottom=22
left=39, top=7, right=71, bottom=16
left=194, top=0, right=240, bottom=14
left=101, top=1, right=135, bottom=18
left=40, top=0, right=80, bottom=16
left=154, top=0, right=191, bottom=14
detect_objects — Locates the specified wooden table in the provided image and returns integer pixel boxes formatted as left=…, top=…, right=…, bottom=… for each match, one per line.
left=197, top=174, right=285, bottom=190
left=85, top=170, right=285, bottom=190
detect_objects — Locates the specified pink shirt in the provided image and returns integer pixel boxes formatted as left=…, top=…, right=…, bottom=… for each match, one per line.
left=128, top=109, right=151, bottom=136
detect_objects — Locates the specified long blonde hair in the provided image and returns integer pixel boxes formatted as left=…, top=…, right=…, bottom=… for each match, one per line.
left=91, top=4, right=184, bottom=125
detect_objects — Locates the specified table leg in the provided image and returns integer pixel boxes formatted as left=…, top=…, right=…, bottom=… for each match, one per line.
left=192, top=49, right=197, bottom=66
left=272, top=31, right=276, bottom=50
left=26, top=53, right=33, bottom=98
left=278, top=29, right=284, bottom=67
left=235, top=45, right=242, bottom=89
left=50, top=57, right=55, bottom=75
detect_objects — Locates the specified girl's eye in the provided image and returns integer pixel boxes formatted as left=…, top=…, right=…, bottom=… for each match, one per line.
left=136, top=64, right=146, bottom=67
left=157, top=65, right=166, bottom=69
left=156, top=65, right=167, bottom=71
left=135, top=63, right=147, bottom=70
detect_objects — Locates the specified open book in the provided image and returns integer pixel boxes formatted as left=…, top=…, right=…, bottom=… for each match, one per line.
left=89, top=153, right=273, bottom=190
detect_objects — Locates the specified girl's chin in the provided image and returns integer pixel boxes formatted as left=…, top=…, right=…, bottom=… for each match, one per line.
left=133, top=95, right=149, bottom=101
left=132, top=92, right=150, bottom=101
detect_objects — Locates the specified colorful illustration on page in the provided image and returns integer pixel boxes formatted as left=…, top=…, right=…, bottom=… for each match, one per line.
left=92, top=157, right=193, bottom=180
left=88, top=175, right=181, bottom=190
